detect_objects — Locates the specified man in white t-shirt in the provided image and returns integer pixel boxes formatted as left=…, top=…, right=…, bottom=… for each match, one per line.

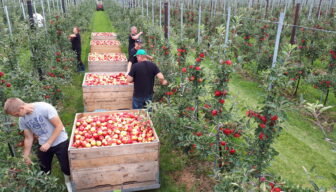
left=4, top=98, right=72, bottom=192
left=33, top=13, right=44, bottom=28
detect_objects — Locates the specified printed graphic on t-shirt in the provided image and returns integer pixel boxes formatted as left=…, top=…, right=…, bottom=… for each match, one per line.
left=24, top=116, right=48, bottom=136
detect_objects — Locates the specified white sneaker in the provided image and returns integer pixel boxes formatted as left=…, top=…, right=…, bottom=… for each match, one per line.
left=64, top=174, right=73, bottom=192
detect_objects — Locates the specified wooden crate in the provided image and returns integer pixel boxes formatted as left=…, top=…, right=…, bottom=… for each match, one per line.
left=88, top=53, right=127, bottom=72
left=90, top=45, right=122, bottom=53
left=90, top=40, right=122, bottom=53
left=82, top=72, right=133, bottom=112
left=91, top=32, right=118, bottom=40
left=68, top=110, right=160, bottom=192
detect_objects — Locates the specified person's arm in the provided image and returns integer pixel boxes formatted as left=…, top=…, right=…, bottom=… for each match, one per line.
left=156, top=72, right=168, bottom=85
left=131, top=32, right=143, bottom=40
left=146, top=55, right=154, bottom=60
left=23, top=129, right=34, bottom=165
left=40, top=116, right=64, bottom=152
left=127, top=75, right=134, bottom=83
left=127, top=62, right=132, bottom=74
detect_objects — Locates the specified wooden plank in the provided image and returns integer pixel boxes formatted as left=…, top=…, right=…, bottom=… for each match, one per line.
left=85, top=102, right=132, bottom=112
left=91, top=32, right=118, bottom=40
left=69, top=142, right=159, bottom=159
left=82, top=86, right=133, bottom=93
left=83, top=91, right=133, bottom=99
left=76, top=180, right=159, bottom=192
left=90, top=46, right=122, bottom=53
left=74, top=110, right=146, bottom=119
left=72, top=161, right=159, bottom=189
left=70, top=151, right=158, bottom=169
left=88, top=61, right=128, bottom=73
left=88, top=61, right=127, bottom=66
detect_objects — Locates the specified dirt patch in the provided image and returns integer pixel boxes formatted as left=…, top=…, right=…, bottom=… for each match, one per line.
left=171, top=161, right=216, bottom=192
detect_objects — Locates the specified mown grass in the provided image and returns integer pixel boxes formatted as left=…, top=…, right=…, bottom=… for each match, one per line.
left=229, top=74, right=336, bottom=188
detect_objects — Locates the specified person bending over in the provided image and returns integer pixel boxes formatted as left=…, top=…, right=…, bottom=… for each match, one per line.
left=4, top=98, right=72, bottom=192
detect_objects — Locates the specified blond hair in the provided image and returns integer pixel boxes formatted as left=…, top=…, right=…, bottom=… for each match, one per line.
left=4, top=98, right=25, bottom=114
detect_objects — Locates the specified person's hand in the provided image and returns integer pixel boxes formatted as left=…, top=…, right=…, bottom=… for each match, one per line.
left=24, top=156, right=32, bottom=165
left=40, top=143, right=51, bottom=152
left=140, top=31, right=143, bottom=35
left=161, top=79, right=168, bottom=85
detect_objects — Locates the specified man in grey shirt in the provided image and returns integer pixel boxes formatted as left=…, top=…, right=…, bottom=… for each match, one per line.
left=4, top=98, right=72, bottom=192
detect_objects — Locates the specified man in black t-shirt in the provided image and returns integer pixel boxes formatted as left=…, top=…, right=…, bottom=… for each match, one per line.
left=128, top=26, right=143, bottom=55
left=127, top=39, right=142, bottom=73
left=69, top=27, right=85, bottom=72
left=127, top=49, right=168, bottom=109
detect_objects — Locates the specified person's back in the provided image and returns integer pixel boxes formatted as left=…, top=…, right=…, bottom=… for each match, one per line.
left=127, top=49, right=167, bottom=109
left=129, top=61, right=160, bottom=98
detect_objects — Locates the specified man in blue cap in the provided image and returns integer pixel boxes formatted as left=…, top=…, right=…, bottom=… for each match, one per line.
left=127, top=49, right=168, bottom=109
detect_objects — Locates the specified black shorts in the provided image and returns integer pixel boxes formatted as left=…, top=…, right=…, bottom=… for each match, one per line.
left=37, top=140, right=70, bottom=175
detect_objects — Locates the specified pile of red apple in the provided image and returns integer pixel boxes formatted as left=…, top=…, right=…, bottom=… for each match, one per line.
left=71, top=112, right=156, bottom=148
left=90, top=40, right=121, bottom=46
left=88, top=53, right=127, bottom=62
left=91, top=32, right=117, bottom=37
left=83, top=73, right=130, bottom=86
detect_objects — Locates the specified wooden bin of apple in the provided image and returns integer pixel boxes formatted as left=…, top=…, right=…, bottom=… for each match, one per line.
left=90, top=40, right=122, bottom=53
left=68, top=110, right=160, bottom=192
left=82, top=72, right=133, bottom=112
left=91, top=32, right=118, bottom=40
left=88, top=52, right=127, bottom=72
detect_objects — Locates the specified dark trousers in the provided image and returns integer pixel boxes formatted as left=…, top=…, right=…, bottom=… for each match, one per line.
left=37, top=140, right=70, bottom=176
left=75, top=50, right=85, bottom=72
left=132, top=95, right=153, bottom=110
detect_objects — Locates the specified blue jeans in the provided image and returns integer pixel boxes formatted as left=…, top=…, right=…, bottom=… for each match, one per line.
left=132, top=95, right=153, bottom=109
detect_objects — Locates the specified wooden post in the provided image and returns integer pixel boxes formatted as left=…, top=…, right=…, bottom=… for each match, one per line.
left=290, top=3, right=300, bottom=44
left=265, top=0, right=269, bottom=18
left=164, top=2, right=168, bottom=39
left=331, top=7, right=334, bottom=17
left=61, top=0, right=66, bottom=14
left=316, top=0, right=322, bottom=18
left=27, top=0, right=35, bottom=28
